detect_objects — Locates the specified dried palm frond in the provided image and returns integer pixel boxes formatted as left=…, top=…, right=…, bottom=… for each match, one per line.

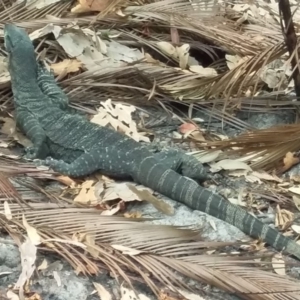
left=0, top=171, right=28, bottom=208
left=0, top=0, right=72, bottom=22
left=0, top=156, right=67, bottom=206
left=0, top=156, right=52, bottom=176
left=206, top=123, right=300, bottom=171
left=1, top=203, right=300, bottom=300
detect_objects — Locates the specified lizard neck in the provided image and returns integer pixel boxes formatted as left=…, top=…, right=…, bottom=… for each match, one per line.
left=8, top=50, right=43, bottom=103
left=8, top=45, right=38, bottom=88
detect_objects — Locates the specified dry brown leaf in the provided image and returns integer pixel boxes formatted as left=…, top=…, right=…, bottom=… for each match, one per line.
left=27, top=292, right=41, bottom=300
left=292, top=195, right=300, bottom=210
left=93, top=282, right=112, bottom=300
left=228, top=170, right=248, bottom=178
left=71, top=3, right=90, bottom=13
left=252, top=171, right=282, bottom=182
left=144, top=53, right=163, bottom=65
left=178, top=123, right=197, bottom=134
left=4, top=201, right=12, bottom=220
left=74, top=180, right=98, bottom=205
left=0, top=117, right=32, bottom=148
left=226, top=54, right=250, bottom=70
left=291, top=224, right=300, bottom=234
left=78, top=0, right=110, bottom=12
left=156, top=42, right=176, bottom=57
left=54, top=28, right=104, bottom=69
left=156, top=42, right=190, bottom=69
left=177, top=44, right=190, bottom=69
left=209, top=219, right=216, bottom=231
left=6, top=290, right=19, bottom=300
left=291, top=175, right=300, bottom=183
left=101, top=181, right=153, bottom=203
left=50, top=59, right=83, bottom=76
left=288, top=186, right=300, bottom=203
left=189, top=65, right=217, bottom=77
left=22, top=214, right=42, bottom=245
left=123, top=211, right=142, bottom=218
left=120, top=286, right=151, bottom=300
left=272, top=253, right=286, bottom=276
left=259, top=64, right=287, bottom=89
left=91, top=100, right=149, bottom=143
left=53, top=271, right=61, bottom=287
left=182, top=129, right=196, bottom=138
left=29, top=24, right=61, bottom=40
left=72, top=232, right=85, bottom=243
left=85, top=232, right=99, bottom=258
left=184, top=129, right=205, bottom=142
left=195, top=150, right=222, bottom=164
left=292, top=195, right=300, bottom=211
left=128, top=184, right=174, bottom=215
left=0, top=57, right=10, bottom=86
left=159, top=290, right=178, bottom=300
left=0, top=140, right=9, bottom=148
left=100, top=201, right=123, bottom=215
left=244, top=173, right=262, bottom=183
left=228, top=197, right=246, bottom=207
left=54, top=175, right=76, bottom=187
left=282, top=152, right=300, bottom=172
left=0, top=117, right=15, bottom=136
left=178, top=289, right=206, bottom=300
left=37, top=259, right=48, bottom=271
left=210, top=159, right=252, bottom=173
left=278, top=182, right=290, bottom=188
left=14, top=238, right=37, bottom=290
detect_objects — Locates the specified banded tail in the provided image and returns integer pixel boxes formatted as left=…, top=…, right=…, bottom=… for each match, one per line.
left=135, top=156, right=300, bottom=260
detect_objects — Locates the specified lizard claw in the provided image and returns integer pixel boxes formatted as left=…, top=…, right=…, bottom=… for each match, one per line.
left=45, top=157, right=54, bottom=164
left=24, top=146, right=38, bottom=160
left=45, top=157, right=63, bottom=167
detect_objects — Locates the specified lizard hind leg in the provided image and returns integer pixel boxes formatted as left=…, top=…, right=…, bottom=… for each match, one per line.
left=154, top=148, right=208, bottom=182
left=45, top=152, right=102, bottom=177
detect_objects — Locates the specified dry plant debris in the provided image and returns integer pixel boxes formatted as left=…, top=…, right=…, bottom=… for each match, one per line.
left=3, top=202, right=300, bottom=300
left=1, top=0, right=300, bottom=299
left=91, top=99, right=150, bottom=142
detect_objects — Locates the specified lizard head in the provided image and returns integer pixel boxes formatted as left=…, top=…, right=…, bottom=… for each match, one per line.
left=4, top=24, right=38, bottom=84
left=4, top=24, right=34, bottom=54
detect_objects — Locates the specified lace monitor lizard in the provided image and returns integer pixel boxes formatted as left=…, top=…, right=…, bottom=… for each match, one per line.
left=4, top=23, right=300, bottom=260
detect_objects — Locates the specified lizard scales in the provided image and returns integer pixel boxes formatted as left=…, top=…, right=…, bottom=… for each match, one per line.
left=4, top=23, right=300, bottom=260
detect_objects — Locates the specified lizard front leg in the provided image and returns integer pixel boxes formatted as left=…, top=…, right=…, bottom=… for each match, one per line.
left=15, top=108, right=50, bottom=159
left=45, top=152, right=104, bottom=177
left=45, top=147, right=134, bottom=178
left=37, top=62, right=69, bottom=110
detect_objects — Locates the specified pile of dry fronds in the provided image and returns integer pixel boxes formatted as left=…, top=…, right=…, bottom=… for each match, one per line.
left=1, top=0, right=300, bottom=299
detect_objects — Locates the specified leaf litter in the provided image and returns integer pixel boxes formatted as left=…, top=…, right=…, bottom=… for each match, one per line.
left=2, top=0, right=300, bottom=299
left=91, top=99, right=150, bottom=142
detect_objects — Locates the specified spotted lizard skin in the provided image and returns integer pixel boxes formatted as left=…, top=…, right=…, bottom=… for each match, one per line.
left=4, top=24, right=300, bottom=260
